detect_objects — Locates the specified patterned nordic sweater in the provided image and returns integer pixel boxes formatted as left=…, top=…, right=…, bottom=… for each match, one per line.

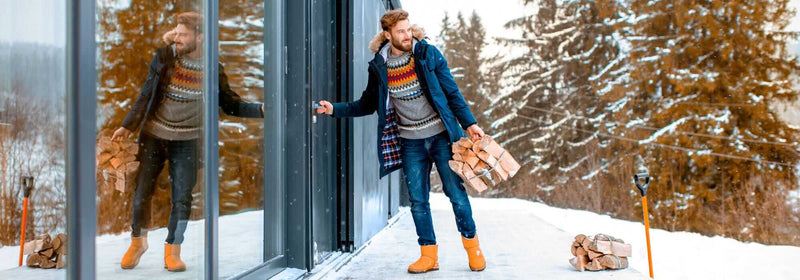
left=386, top=51, right=446, bottom=139
left=143, top=56, right=203, bottom=141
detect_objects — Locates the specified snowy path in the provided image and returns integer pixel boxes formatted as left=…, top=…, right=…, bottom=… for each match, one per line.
left=325, top=193, right=647, bottom=279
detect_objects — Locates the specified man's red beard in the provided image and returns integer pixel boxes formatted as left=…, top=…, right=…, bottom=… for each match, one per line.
left=174, top=42, right=197, bottom=56
left=391, top=39, right=412, bottom=52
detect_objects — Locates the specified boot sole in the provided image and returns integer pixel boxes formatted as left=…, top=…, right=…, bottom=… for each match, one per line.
left=470, top=267, right=486, bottom=272
left=120, top=250, right=147, bottom=269
left=408, top=267, right=439, bottom=274
left=167, top=267, right=187, bottom=272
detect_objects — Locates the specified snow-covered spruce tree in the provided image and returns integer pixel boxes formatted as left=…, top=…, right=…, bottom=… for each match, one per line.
left=438, top=11, right=494, bottom=129
left=490, top=0, right=630, bottom=202
left=621, top=0, right=800, bottom=244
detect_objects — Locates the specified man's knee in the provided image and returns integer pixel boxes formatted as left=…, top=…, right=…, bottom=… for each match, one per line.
left=410, top=202, right=431, bottom=215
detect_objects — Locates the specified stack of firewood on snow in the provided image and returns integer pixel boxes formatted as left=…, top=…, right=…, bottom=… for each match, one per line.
left=96, top=136, right=140, bottom=192
left=569, top=234, right=632, bottom=271
left=25, top=233, right=67, bottom=269
left=448, top=135, right=521, bottom=192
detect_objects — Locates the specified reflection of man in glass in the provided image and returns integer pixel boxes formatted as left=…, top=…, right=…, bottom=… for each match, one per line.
left=112, top=12, right=264, bottom=272
left=317, top=9, right=486, bottom=274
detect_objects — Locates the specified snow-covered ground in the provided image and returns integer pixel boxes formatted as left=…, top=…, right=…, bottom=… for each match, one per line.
left=2, top=193, right=799, bottom=280
left=0, top=210, right=264, bottom=280
left=327, top=193, right=799, bottom=280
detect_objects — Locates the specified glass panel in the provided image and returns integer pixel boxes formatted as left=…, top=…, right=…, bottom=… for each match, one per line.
left=96, top=2, right=206, bottom=278
left=218, top=0, right=267, bottom=277
left=0, top=0, right=68, bottom=278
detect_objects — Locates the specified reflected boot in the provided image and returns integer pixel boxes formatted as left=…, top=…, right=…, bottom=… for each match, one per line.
left=121, top=233, right=148, bottom=269
left=164, top=244, right=186, bottom=272
left=407, top=244, right=439, bottom=274
left=462, top=234, right=486, bottom=271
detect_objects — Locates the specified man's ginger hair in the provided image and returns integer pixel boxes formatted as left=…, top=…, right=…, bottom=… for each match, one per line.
left=176, top=12, right=203, bottom=35
left=380, top=9, right=409, bottom=31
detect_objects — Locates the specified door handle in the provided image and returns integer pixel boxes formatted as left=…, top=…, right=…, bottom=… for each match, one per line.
left=312, top=102, right=324, bottom=124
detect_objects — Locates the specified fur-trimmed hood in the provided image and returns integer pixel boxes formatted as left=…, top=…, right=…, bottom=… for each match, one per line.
left=369, top=25, right=426, bottom=54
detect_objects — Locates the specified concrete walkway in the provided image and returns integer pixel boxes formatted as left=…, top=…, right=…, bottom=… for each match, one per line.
left=323, top=192, right=648, bottom=280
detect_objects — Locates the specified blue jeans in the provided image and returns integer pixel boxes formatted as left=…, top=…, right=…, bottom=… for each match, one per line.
left=401, top=131, right=476, bottom=246
left=131, top=133, right=197, bottom=244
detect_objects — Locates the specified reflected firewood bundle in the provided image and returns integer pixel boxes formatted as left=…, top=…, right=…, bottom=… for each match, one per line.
left=96, top=136, right=140, bottom=193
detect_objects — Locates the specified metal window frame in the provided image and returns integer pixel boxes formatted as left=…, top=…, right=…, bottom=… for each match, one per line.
left=66, top=0, right=97, bottom=278
left=203, top=0, right=221, bottom=279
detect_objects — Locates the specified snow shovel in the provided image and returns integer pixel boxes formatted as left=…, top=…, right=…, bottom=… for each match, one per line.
left=634, top=173, right=653, bottom=278
left=18, top=176, right=34, bottom=267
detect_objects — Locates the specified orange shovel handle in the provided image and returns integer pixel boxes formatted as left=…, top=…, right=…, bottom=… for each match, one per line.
left=19, top=197, right=28, bottom=267
left=642, top=196, right=654, bottom=278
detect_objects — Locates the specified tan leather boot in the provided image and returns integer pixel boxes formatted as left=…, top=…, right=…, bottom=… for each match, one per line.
left=164, top=243, right=186, bottom=272
left=120, top=233, right=148, bottom=269
left=407, top=244, right=439, bottom=274
left=462, top=234, right=486, bottom=271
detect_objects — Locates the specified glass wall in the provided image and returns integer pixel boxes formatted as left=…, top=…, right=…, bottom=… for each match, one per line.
left=217, top=0, right=267, bottom=277
left=95, top=1, right=207, bottom=278
left=0, top=0, right=68, bottom=278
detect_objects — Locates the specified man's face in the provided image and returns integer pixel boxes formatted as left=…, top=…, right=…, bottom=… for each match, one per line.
left=385, top=19, right=413, bottom=53
left=172, top=24, right=201, bottom=56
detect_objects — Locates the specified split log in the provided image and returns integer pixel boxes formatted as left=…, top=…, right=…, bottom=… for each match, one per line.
left=587, top=249, right=603, bottom=260
left=569, top=255, right=589, bottom=272
left=585, top=259, right=604, bottom=271
left=598, top=255, right=628, bottom=270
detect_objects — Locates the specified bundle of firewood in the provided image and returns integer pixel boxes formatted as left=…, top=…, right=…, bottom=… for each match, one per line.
left=448, top=135, right=521, bottom=192
left=569, top=234, right=631, bottom=271
left=96, top=136, right=140, bottom=192
left=25, top=233, right=67, bottom=269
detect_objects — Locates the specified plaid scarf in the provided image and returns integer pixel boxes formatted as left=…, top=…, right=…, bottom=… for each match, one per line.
left=381, top=107, right=402, bottom=172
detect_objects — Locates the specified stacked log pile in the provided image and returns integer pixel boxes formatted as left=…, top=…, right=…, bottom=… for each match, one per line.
left=569, top=234, right=631, bottom=271
left=25, top=233, right=67, bottom=269
left=96, top=136, right=139, bottom=192
left=448, top=135, right=521, bottom=192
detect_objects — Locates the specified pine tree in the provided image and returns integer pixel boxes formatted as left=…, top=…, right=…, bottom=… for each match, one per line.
left=439, top=11, right=493, bottom=129
left=620, top=0, right=800, bottom=242
left=491, top=0, right=630, bottom=201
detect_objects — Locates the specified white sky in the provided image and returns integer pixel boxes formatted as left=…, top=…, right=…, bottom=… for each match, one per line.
left=1, top=0, right=799, bottom=51
left=0, top=0, right=67, bottom=46
left=402, top=0, right=532, bottom=43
